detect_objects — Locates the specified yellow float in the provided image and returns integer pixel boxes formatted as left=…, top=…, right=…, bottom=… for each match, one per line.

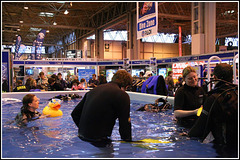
left=43, top=99, right=63, bottom=117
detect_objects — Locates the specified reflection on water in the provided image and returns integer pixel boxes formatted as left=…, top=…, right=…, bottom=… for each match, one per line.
left=2, top=99, right=218, bottom=158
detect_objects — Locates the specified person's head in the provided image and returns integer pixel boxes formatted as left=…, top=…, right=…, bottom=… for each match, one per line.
left=48, top=77, right=55, bottom=86
left=139, top=71, right=144, bottom=77
left=80, top=78, right=86, bottom=83
left=141, top=2, right=149, bottom=15
left=39, top=72, right=45, bottom=79
left=30, top=79, right=37, bottom=87
left=57, top=73, right=62, bottom=79
left=92, top=74, right=97, bottom=80
left=72, top=79, right=79, bottom=86
left=22, top=94, right=39, bottom=112
left=213, top=63, right=233, bottom=82
left=16, top=80, right=23, bottom=86
left=182, top=66, right=198, bottom=87
left=51, top=74, right=57, bottom=80
left=168, top=71, right=173, bottom=77
left=112, top=70, right=133, bottom=90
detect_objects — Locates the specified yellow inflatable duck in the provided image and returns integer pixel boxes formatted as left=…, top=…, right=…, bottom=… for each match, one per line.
left=43, top=99, right=63, bottom=117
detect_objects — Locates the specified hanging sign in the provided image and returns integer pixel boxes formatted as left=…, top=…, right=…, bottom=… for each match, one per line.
left=137, top=2, right=158, bottom=39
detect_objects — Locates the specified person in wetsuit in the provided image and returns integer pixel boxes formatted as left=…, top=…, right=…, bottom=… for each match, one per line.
left=71, top=70, right=133, bottom=147
left=188, top=63, right=238, bottom=158
left=15, top=94, right=48, bottom=126
left=174, top=66, right=205, bottom=128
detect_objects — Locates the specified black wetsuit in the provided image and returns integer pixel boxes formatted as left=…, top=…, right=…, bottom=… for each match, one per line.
left=188, top=81, right=238, bottom=157
left=15, top=110, right=42, bottom=126
left=71, top=82, right=132, bottom=143
left=174, top=84, right=205, bottom=128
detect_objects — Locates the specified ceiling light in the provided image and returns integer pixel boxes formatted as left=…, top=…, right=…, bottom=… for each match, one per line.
left=17, top=28, right=20, bottom=31
left=46, top=30, right=49, bottom=33
left=24, top=6, right=28, bottom=9
left=64, top=10, right=69, bottom=15
left=53, top=22, right=57, bottom=25
left=19, top=21, right=23, bottom=23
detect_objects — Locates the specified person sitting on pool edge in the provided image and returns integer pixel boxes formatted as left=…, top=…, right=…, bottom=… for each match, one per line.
left=15, top=94, right=49, bottom=126
left=174, top=66, right=205, bottom=128
left=71, top=69, right=133, bottom=147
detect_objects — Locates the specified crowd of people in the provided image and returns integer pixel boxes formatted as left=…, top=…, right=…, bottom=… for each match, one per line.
left=13, top=72, right=108, bottom=92
left=13, top=64, right=237, bottom=157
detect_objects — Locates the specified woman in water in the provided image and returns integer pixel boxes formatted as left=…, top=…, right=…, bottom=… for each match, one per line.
left=15, top=94, right=48, bottom=126
left=174, top=66, right=205, bottom=128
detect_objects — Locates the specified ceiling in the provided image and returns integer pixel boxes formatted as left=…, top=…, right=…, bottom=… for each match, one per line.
left=2, top=2, right=238, bottom=47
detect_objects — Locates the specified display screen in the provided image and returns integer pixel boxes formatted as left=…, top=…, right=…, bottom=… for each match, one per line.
left=131, top=69, right=145, bottom=77
left=26, top=69, right=34, bottom=75
left=106, top=69, right=117, bottom=82
left=158, top=68, right=167, bottom=78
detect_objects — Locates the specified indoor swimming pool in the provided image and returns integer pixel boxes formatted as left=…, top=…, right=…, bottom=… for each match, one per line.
left=2, top=93, right=219, bottom=158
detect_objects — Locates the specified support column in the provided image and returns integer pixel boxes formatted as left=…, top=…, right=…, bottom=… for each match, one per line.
left=191, top=2, right=216, bottom=55
left=95, top=29, right=104, bottom=59
left=127, top=12, right=134, bottom=60
left=132, top=12, right=140, bottom=60
left=204, top=2, right=216, bottom=54
left=191, top=2, right=205, bottom=55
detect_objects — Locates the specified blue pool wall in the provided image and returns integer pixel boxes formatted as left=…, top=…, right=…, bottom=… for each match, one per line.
left=2, top=91, right=174, bottom=106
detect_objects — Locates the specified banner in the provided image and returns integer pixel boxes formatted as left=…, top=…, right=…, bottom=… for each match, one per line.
left=34, top=29, right=46, bottom=60
left=14, top=35, right=22, bottom=59
left=2, top=50, right=10, bottom=92
left=137, top=2, right=158, bottom=39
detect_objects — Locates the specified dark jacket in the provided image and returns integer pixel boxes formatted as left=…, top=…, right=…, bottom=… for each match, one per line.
left=71, top=82, right=132, bottom=142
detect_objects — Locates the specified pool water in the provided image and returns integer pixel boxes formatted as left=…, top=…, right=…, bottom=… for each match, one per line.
left=2, top=98, right=218, bottom=158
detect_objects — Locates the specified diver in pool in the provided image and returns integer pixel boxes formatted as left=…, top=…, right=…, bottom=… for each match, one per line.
left=188, top=63, right=238, bottom=158
left=71, top=70, right=133, bottom=147
left=137, top=97, right=172, bottom=112
left=15, top=94, right=49, bottom=126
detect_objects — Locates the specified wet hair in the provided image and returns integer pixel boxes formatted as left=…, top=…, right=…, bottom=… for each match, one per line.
left=213, top=63, right=233, bottom=82
left=112, top=70, right=133, bottom=88
left=182, top=66, right=196, bottom=78
left=21, top=94, right=36, bottom=119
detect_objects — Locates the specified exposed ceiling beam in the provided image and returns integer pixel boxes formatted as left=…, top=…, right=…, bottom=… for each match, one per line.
left=3, top=22, right=96, bottom=30
left=158, top=13, right=191, bottom=20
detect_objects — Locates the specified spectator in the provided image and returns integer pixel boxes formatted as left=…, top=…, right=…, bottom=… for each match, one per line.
left=78, top=78, right=87, bottom=90
left=48, top=77, right=64, bottom=91
left=29, top=79, right=41, bottom=92
left=71, top=79, right=80, bottom=90
left=37, top=72, right=48, bottom=90
left=165, top=71, right=174, bottom=96
left=65, top=74, right=72, bottom=88
left=98, top=74, right=107, bottom=85
left=13, top=80, right=27, bottom=92
left=56, top=73, right=67, bottom=89
left=88, top=74, right=99, bottom=88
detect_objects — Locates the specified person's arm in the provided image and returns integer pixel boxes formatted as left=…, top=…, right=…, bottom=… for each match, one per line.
left=71, top=93, right=88, bottom=127
left=174, top=109, right=199, bottom=118
left=117, top=93, right=132, bottom=141
left=188, top=96, right=215, bottom=138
